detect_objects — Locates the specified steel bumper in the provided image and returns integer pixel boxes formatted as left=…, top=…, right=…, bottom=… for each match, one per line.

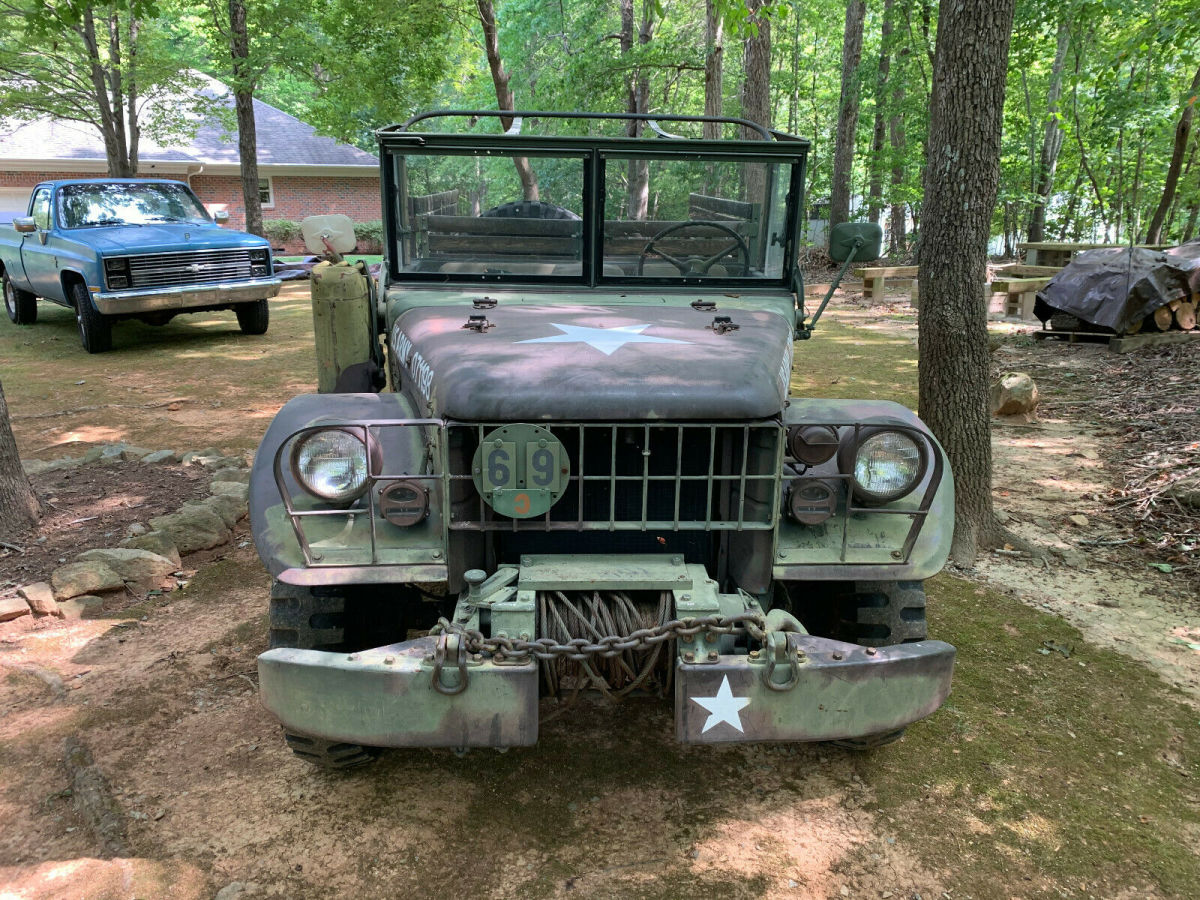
left=676, top=634, right=955, bottom=743
left=258, top=635, right=538, bottom=749
left=93, top=277, right=281, bottom=315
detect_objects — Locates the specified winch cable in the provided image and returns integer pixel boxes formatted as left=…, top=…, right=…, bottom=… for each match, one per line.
left=537, top=590, right=673, bottom=700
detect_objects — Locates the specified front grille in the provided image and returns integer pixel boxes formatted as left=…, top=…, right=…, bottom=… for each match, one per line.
left=123, top=249, right=257, bottom=288
left=446, top=422, right=783, bottom=532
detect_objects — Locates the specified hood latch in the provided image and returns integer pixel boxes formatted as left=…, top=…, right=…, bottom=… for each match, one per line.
left=710, top=315, right=740, bottom=335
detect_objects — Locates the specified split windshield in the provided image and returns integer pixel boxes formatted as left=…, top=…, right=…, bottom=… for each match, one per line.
left=59, top=182, right=212, bottom=229
left=396, top=151, right=791, bottom=282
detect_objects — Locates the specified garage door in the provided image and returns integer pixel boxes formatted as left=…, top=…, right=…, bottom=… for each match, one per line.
left=0, top=187, right=30, bottom=221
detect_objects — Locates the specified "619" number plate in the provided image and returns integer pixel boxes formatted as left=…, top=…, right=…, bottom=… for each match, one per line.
left=470, top=424, right=570, bottom=519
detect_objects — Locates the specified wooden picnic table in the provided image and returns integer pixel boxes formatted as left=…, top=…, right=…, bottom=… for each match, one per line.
left=852, top=265, right=919, bottom=301
left=1017, top=242, right=1172, bottom=267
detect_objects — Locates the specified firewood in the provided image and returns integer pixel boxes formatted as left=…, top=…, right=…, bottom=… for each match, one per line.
left=1175, top=300, right=1196, bottom=331
left=1152, top=305, right=1174, bottom=331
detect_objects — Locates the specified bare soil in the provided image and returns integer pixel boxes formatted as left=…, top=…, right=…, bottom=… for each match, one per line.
left=0, top=461, right=209, bottom=589
left=0, top=283, right=1197, bottom=899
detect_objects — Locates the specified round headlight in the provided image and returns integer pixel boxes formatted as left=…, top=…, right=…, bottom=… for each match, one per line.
left=292, top=429, right=370, bottom=501
left=840, top=429, right=927, bottom=504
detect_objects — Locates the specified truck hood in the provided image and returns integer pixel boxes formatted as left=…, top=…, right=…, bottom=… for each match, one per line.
left=81, top=224, right=269, bottom=255
left=390, top=304, right=794, bottom=420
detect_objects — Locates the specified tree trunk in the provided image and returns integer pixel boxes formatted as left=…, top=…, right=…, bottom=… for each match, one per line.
left=619, top=0, right=652, bottom=219
left=917, top=0, right=1016, bottom=565
left=703, top=0, right=724, bottom=141
left=1026, top=21, right=1070, bottom=243
left=740, top=0, right=771, bottom=202
left=830, top=0, right=866, bottom=231
left=476, top=0, right=538, bottom=200
left=887, top=0, right=907, bottom=254
left=1183, top=203, right=1199, bottom=243
left=0, top=378, right=39, bottom=536
left=867, top=5, right=892, bottom=226
left=229, top=0, right=263, bottom=236
left=1145, top=63, right=1200, bottom=244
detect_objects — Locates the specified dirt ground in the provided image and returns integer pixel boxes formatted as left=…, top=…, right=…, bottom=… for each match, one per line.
left=0, top=284, right=1197, bottom=899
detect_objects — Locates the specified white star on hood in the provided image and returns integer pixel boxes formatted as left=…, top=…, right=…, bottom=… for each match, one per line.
left=515, top=323, right=691, bottom=356
left=691, top=675, right=751, bottom=734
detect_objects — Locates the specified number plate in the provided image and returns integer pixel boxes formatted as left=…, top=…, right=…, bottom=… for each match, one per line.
left=471, top=424, right=570, bottom=519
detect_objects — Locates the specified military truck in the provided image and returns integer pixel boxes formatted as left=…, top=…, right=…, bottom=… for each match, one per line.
left=249, top=111, right=955, bottom=767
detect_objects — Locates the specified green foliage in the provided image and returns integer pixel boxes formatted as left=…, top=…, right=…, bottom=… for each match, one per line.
left=353, top=220, right=384, bottom=248
left=262, top=219, right=301, bottom=243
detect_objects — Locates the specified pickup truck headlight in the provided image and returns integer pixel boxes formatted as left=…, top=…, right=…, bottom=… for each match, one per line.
left=104, top=257, right=130, bottom=290
left=839, top=428, right=927, bottom=504
left=292, top=429, right=371, bottom=501
left=249, top=249, right=269, bottom=277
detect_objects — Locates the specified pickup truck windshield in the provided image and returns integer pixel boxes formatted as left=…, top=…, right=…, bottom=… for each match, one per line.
left=59, top=183, right=212, bottom=229
left=397, top=151, right=790, bottom=282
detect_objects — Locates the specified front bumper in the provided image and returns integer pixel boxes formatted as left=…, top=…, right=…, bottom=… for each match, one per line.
left=257, top=557, right=955, bottom=749
left=93, top=276, right=281, bottom=315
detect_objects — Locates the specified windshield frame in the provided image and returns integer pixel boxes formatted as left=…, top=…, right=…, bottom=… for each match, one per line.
left=379, top=114, right=808, bottom=292
left=57, top=181, right=214, bottom=230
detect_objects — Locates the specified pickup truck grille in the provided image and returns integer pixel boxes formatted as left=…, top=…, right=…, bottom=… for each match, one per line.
left=124, top=249, right=258, bottom=288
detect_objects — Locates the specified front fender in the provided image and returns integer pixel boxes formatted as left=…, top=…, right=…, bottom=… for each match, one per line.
left=250, top=392, right=438, bottom=583
left=775, top=398, right=954, bottom=581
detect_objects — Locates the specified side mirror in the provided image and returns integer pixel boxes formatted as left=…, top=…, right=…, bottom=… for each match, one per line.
left=14, top=217, right=36, bottom=234
left=828, top=222, right=882, bottom=262
left=214, top=210, right=230, bottom=225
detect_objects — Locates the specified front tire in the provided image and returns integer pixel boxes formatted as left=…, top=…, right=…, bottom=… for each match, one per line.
left=267, top=581, right=417, bottom=768
left=3, top=271, right=37, bottom=325
left=235, top=299, right=269, bottom=335
left=70, top=281, right=112, bottom=353
left=832, top=581, right=928, bottom=751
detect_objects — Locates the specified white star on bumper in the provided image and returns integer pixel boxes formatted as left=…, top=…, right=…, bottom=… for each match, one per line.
left=515, top=323, right=691, bottom=356
left=691, top=674, right=751, bottom=734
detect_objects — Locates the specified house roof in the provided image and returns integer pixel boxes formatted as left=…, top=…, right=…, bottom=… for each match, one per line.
left=0, top=73, right=378, bottom=176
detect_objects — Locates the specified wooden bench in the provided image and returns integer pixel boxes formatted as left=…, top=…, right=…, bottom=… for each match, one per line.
left=422, top=214, right=583, bottom=261
left=990, top=277, right=1054, bottom=319
left=853, top=265, right=920, bottom=301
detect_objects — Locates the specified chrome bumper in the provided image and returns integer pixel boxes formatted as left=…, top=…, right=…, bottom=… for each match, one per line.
left=93, top=277, right=281, bottom=315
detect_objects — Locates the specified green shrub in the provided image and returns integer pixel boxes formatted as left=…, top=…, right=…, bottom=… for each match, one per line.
left=262, top=219, right=301, bottom=243
left=353, top=220, right=384, bottom=249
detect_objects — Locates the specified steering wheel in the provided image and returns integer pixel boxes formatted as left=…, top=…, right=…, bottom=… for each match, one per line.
left=636, top=220, right=750, bottom=276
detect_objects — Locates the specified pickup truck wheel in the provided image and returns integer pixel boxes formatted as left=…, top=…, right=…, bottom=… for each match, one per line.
left=235, top=299, right=269, bottom=335
left=70, top=282, right=112, bottom=353
left=3, top=271, right=37, bottom=325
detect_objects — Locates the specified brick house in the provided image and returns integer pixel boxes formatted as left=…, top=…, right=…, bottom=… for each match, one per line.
left=0, top=74, right=380, bottom=251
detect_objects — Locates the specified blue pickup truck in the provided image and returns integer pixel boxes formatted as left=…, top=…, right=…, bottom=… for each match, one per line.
left=0, top=178, right=281, bottom=353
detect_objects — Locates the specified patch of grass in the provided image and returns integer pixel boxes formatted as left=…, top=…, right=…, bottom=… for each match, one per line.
left=861, top=574, right=1200, bottom=897
left=790, top=316, right=920, bottom=409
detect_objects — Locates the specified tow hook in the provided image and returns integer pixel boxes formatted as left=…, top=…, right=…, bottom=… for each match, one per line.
left=431, top=632, right=470, bottom=695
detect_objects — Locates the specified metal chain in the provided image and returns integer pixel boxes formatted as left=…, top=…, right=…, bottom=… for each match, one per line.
left=433, top=611, right=766, bottom=663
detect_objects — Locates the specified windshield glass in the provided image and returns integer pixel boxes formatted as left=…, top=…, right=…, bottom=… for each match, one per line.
left=396, top=151, right=791, bottom=282
left=602, top=156, right=787, bottom=279
left=59, top=182, right=212, bottom=228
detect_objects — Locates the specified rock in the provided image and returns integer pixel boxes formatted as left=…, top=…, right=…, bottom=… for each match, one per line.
left=141, top=449, right=180, bottom=464
left=210, top=466, right=250, bottom=485
left=1165, top=476, right=1200, bottom=509
left=215, top=882, right=260, bottom=900
left=50, top=561, right=125, bottom=600
left=59, top=594, right=105, bottom=619
left=0, top=595, right=32, bottom=622
left=96, top=444, right=128, bottom=467
left=182, top=494, right=246, bottom=529
left=82, top=446, right=106, bottom=464
left=76, top=548, right=176, bottom=581
left=44, top=456, right=83, bottom=473
left=18, top=582, right=63, bottom=618
left=990, top=372, right=1039, bottom=416
left=210, top=480, right=249, bottom=502
left=149, top=508, right=231, bottom=555
left=119, top=531, right=182, bottom=568
left=119, top=446, right=153, bottom=461
left=201, top=454, right=243, bottom=470
left=21, top=459, right=54, bottom=476
left=1067, top=514, right=1089, bottom=527
left=126, top=522, right=149, bottom=537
